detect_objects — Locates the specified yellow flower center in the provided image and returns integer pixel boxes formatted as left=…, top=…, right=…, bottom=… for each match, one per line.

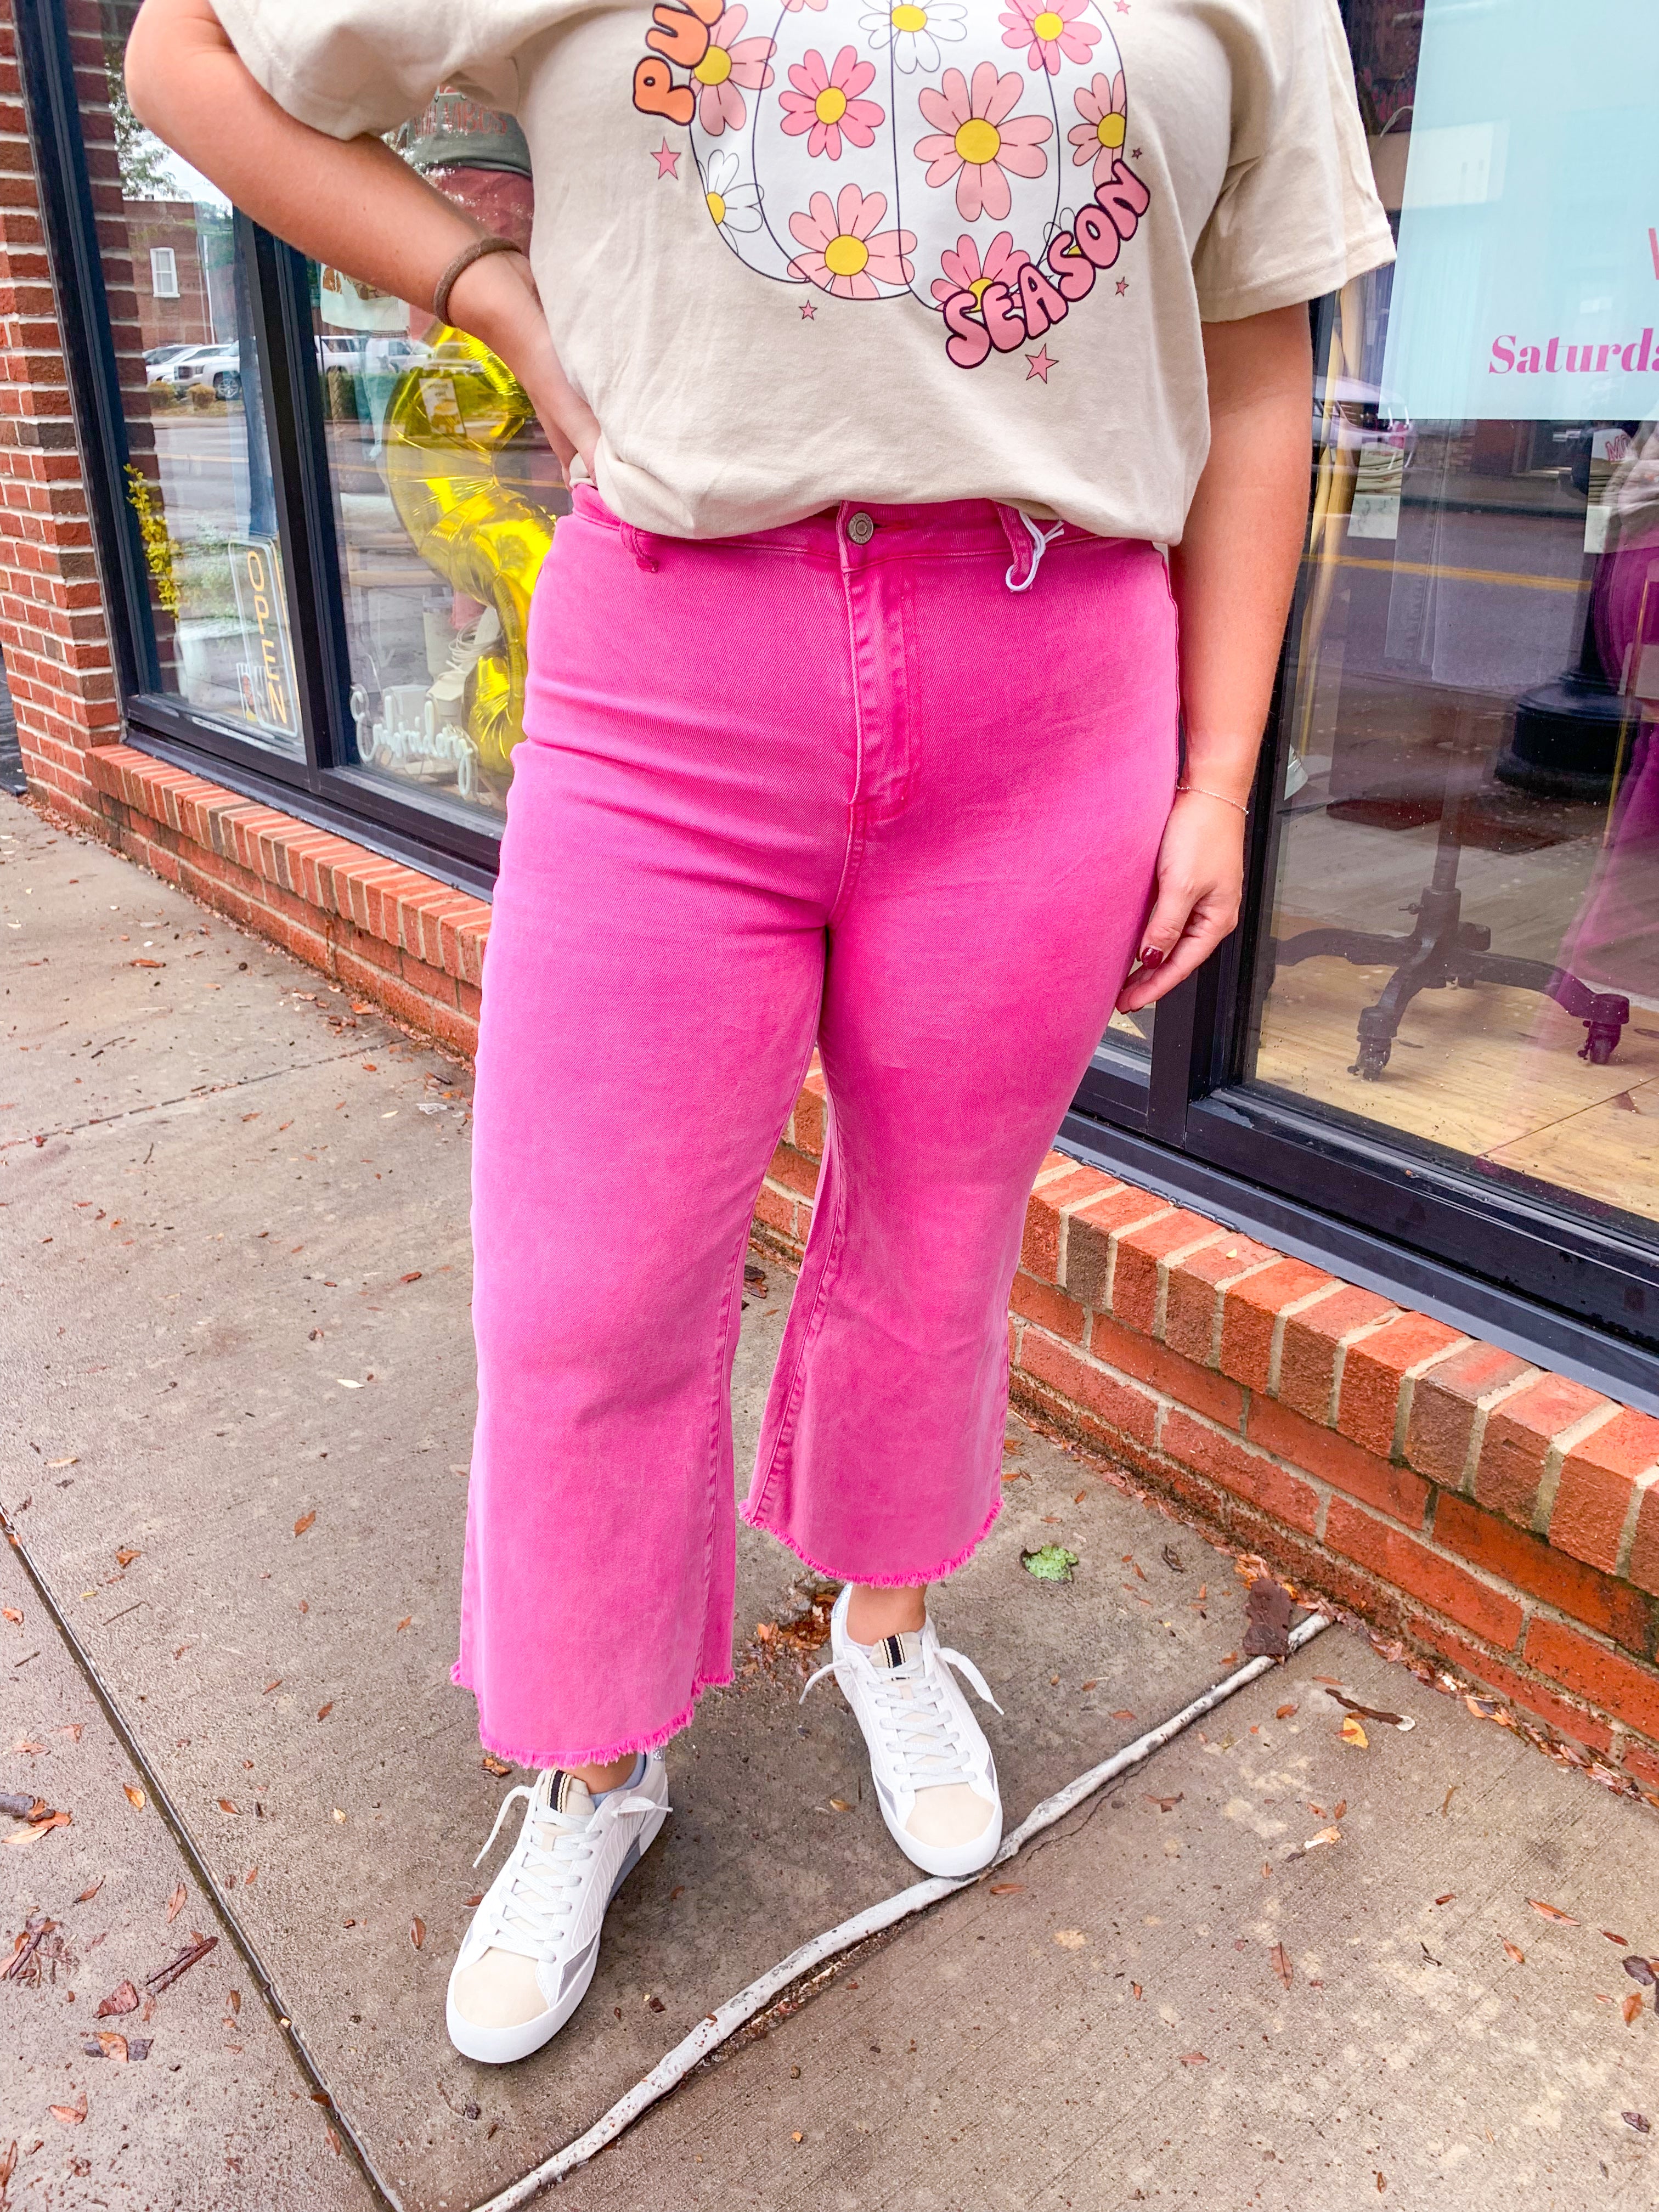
left=955, top=117, right=1001, bottom=166
left=1097, top=110, right=1126, bottom=148
left=822, top=233, right=870, bottom=278
left=706, top=190, right=727, bottom=225
left=693, top=43, right=732, bottom=83
left=890, top=4, right=928, bottom=28
left=1032, top=10, right=1064, bottom=37
left=815, top=85, right=848, bottom=123
left=968, top=275, right=992, bottom=304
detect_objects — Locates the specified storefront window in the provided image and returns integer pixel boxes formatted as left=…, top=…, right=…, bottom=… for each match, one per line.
left=95, top=2, right=301, bottom=753
left=1245, top=0, right=1658, bottom=1246
left=314, top=94, right=568, bottom=823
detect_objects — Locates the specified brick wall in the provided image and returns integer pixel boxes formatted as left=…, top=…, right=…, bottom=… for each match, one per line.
left=0, top=0, right=123, bottom=806
left=759, top=1090, right=1659, bottom=1803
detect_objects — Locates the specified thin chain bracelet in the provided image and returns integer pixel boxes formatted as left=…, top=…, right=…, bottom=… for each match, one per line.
left=1175, top=782, right=1249, bottom=815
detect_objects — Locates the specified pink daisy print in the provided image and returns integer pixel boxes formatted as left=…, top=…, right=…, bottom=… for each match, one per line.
left=780, top=0, right=829, bottom=10
left=915, top=63, right=1052, bottom=223
left=929, top=229, right=1029, bottom=307
left=788, top=183, right=916, bottom=298
left=780, top=46, right=884, bottom=159
left=999, top=0, right=1099, bottom=75
left=691, top=6, right=776, bottom=137
left=1068, top=70, right=1127, bottom=188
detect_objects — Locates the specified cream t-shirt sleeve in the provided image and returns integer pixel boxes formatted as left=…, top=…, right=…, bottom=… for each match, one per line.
left=207, top=0, right=547, bottom=139
left=1190, top=0, right=1395, bottom=323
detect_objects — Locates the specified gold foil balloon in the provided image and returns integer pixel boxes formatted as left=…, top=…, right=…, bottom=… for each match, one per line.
left=380, top=329, right=556, bottom=787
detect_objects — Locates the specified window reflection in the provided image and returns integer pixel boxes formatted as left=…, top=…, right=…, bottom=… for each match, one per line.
left=1248, top=0, right=1658, bottom=1242
left=97, top=1, right=301, bottom=753
left=317, top=94, right=568, bottom=822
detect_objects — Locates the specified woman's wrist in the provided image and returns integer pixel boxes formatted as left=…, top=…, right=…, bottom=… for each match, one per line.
left=439, top=245, right=537, bottom=349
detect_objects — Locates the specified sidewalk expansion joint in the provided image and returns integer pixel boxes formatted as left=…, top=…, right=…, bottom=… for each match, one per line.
left=0, top=1498, right=407, bottom=2212
left=1, top=1045, right=394, bottom=1153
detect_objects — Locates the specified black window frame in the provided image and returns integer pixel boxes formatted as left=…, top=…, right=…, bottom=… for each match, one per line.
left=21, top=0, right=1659, bottom=1400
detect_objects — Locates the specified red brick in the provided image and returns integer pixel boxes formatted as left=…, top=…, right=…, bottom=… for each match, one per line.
left=1325, top=1498, right=1524, bottom=1649
left=1061, top=1184, right=1172, bottom=1311
left=1432, top=1493, right=1654, bottom=1655
left=1404, top=1342, right=1534, bottom=1488
left=1014, top=1329, right=1159, bottom=1448
left=1523, top=1617, right=1659, bottom=1741
left=1111, top=1210, right=1224, bottom=1338
left=1408, top=1619, right=1613, bottom=1755
left=1160, top=1409, right=1320, bottom=1535
left=753, top=1181, right=795, bottom=1238
left=1088, top=1313, right=1244, bottom=1432
left=1020, top=1166, right=1114, bottom=1283
left=1010, top=1271, right=1087, bottom=1345
left=1217, top=1259, right=1334, bottom=1392
left=1474, top=1374, right=1612, bottom=1528
left=1631, top=1483, right=1659, bottom=1601
left=1246, top=1396, right=1430, bottom=1528
left=1620, top=1737, right=1659, bottom=1796
left=1276, top=1285, right=1397, bottom=1426
left=791, top=1071, right=827, bottom=1159
left=1162, top=1235, right=1278, bottom=1368
left=1336, top=1314, right=1465, bottom=1459
left=1549, top=1410, right=1659, bottom=1573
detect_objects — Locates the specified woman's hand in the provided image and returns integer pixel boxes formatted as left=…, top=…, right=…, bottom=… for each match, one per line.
left=1116, top=789, right=1245, bottom=1012
left=446, top=251, right=601, bottom=482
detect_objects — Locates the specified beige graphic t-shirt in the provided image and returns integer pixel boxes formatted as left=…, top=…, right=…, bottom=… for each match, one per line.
left=211, top=0, right=1393, bottom=540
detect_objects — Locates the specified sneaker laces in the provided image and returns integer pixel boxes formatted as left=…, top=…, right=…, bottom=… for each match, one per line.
left=802, top=1641, right=1002, bottom=1792
left=471, top=1777, right=663, bottom=1961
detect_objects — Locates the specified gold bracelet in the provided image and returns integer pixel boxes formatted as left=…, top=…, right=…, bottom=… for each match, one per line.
left=1175, top=782, right=1249, bottom=814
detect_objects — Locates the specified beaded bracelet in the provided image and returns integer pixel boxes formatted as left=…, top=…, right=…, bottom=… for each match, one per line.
left=432, top=234, right=521, bottom=326
left=1175, top=782, right=1249, bottom=815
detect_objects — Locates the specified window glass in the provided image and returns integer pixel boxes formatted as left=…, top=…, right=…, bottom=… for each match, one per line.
left=313, top=93, right=569, bottom=825
left=93, top=2, right=302, bottom=753
left=1245, top=0, right=1658, bottom=1244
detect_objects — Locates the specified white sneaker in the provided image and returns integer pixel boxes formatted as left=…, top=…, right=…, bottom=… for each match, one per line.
left=445, top=1752, right=669, bottom=2064
left=803, top=1587, right=1003, bottom=1878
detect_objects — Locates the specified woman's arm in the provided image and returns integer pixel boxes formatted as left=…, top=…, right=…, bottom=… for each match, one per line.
left=125, top=0, right=598, bottom=471
left=1117, top=303, right=1312, bottom=1012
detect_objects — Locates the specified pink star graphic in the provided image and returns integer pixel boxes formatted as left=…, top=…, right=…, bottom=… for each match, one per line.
left=1114, top=1, right=1129, bottom=12
left=1131, top=146, right=1143, bottom=159
left=1115, top=277, right=1129, bottom=295
left=800, top=300, right=817, bottom=320
left=651, top=140, right=680, bottom=180
left=1025, top=346, right=1057, bottom=383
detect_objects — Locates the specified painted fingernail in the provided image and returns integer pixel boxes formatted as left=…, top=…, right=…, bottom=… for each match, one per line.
left=1138, top=947, right=1164, bottom=968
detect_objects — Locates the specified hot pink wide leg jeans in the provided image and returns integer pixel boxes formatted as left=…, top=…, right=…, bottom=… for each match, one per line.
left=456, top=489, right=1178, bottom=1768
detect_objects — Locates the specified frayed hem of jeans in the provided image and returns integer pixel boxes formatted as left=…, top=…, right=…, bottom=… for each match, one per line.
left=737, top=1489, right=1003, bottom=1589
left=449, top=1662, right=733, bottom=1773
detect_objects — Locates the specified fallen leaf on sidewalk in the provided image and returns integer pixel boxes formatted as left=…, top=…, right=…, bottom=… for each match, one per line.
left=1502, top=1940, right=1526, bottom=1966
left=828, top=1798, right=850, bottom=1812
left=294, top=1511, right=316, bottom=1537
left=1527, top=1899, right=1579, bottom=1925
left=1333, top=1799, right=1347, bottom=1820
left=1178, top=2051, right=1207, bottom=2065
left=48, top=2092, right=86, bottom=2125
left=1624, top=1992, right=1645, bottom=2025
left=410, top=1918, right=425, bottom=1950
left=1243, top=1576, right=1293, bottom=1660
left=1326, top=1690, right=1414, bottom=1731
left=95, top=1981, right=138, bottom=2018
left=1624, top=2112, right=1651, bottom=2132
left=1276, top=1703, right=1297, bottom=1719
left=1605, top=1929, right=1630, bottom=1945
left=394, top=1618, right=411, bottom=1633
left=7, top=1809, right=71, bottom=1847
left=165, top=1883, right=185, bottom=1922
left=1081, top=1678, right=1098, bottom=1691
left=1, top=1918, right=56, bottom=1983
left=1144, top=1793, right=1182, bottom=1813
left=1271, top=1943, right=1293, bottom=1988
left=95, top=2032, right=128, bottom=2064
left=146, top=1933, right=217, bottom=1994
left=1131, top=1981, right=1142, bottom=1998
left=115, top=1548, right=140, bottom=1570
left=57, top=1724, right=83, bottom=1742
left=1021, top=1545, right=1079, bottom=1583
left=217, top=1799, right=240, bottom=1815
left=1623, top=1956, right=1657, bottom=1985
left=1300, top=1826, right=1342, bottom=1854
left=1339, top=1716, right=1369, bottom=1749
left=1161, top=1544, right=1184, bottom=1572
left=74, top=1880, right=103, bottom=1905
left=990, top=1883, right=1024, bottom=1895
left=262, top=1679, right=282, bottom=1695
left=1, top=1610, right=20, bottom=1627
left=481, top=1755, right=512, bottom=1778
left=1435, top=1893, right=1455, bottom=1906
left=1112, top=1708, right=1135, bottom=1720
left=316, top=1704, right=333, bottom=1723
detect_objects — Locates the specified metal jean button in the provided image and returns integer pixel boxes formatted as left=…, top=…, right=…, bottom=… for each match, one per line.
left=846, top=510, right=876, bottom=546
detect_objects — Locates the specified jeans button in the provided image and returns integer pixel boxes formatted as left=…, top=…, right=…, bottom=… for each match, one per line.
left=847, top=510, right=876, bottom=546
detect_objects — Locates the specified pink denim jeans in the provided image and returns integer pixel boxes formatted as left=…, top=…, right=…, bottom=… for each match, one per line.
left=455, top=488, right=1178, bottom=1767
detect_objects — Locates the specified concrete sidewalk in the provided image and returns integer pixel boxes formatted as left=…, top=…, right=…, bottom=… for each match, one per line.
left=3, top=787, right=1657, bottom=2211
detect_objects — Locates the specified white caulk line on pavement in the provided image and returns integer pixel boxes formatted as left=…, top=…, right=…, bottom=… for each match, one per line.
left=473, top=1610, right=1333, bottom=2210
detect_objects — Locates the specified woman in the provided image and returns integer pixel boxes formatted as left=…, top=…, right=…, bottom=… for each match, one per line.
left=129, top=0, right=1391, bottom=2066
